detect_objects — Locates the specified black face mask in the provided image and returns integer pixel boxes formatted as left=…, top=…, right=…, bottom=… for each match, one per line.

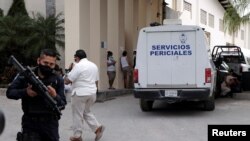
left=39, top=64, right=53, bottom=76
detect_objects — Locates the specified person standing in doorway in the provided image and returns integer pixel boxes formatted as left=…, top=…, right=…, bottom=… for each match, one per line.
left=120, top=50, right=131, bottom=88
left=64, top=49, right=105, bottom=141
left=107, top=51, right=116, bottom=89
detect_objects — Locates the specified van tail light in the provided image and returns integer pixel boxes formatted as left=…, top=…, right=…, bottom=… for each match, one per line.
left=134, top=69, right=138, bottom=83
left=205, top=68, right=212, bottom=83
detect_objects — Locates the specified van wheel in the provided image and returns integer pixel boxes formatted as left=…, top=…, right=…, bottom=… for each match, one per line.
left=140, top=99, right=154, bottom=112
left=203, top=99, right=215, bottom=111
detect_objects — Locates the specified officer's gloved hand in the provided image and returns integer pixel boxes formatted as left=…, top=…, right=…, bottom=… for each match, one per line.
left=26, top=85, right=38, bottom=97
left=47, top=86, right=57, bottom=98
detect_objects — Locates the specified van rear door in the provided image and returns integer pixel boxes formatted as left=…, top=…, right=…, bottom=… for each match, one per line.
left=147, top=32, right=172, bottom=86
left=147, top=30, right=196, bottom=88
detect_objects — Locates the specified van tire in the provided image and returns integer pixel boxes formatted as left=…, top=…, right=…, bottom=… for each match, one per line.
left=140, top=99, right=154, bottom=112
left=203, top=99, right=215, bottom=111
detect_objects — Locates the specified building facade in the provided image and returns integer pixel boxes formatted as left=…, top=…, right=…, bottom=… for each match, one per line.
left=167, top=0, right=250, bottom=49
left=64, top=0, right=165, bottom=90
left=0, top=0, right=249, bottom=90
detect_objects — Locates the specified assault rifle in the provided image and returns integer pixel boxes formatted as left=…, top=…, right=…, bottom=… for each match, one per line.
left=8, top=56, right=62, bottom=119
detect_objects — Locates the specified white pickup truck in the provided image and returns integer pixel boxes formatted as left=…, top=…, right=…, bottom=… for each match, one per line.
left=133, top=20, right=216, bottom=111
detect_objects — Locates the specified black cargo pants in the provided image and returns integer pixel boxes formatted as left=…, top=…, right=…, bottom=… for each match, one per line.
left=18, top=115, right=59, bottom=141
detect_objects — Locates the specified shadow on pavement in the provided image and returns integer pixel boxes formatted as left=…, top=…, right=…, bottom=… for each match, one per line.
left=140, top=100, right=210, bottom=117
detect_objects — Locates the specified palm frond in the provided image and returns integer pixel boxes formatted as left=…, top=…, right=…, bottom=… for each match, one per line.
left=232, top=0, right=249, bottom=16
left=223, top=0, right=250, bottom=35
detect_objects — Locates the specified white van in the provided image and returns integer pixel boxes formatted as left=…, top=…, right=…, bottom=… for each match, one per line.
left=133, top=20, right=216, bottom=111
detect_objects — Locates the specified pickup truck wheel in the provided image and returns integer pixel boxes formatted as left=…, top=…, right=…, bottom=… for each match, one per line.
left=203, top=99, right=215, bottom=111
left=140, top=99, right=154, bottom=112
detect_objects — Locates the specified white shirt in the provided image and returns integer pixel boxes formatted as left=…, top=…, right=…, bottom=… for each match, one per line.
left=107, top=56, right=116, bottom=72
left=68, top=58, right=99, bottom=96
left=120, top=56, right=129, bottom=68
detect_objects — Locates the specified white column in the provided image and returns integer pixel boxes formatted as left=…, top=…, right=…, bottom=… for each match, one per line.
left=99, top=0, right=108, bottom=90
left=79, top=0, right=90, bottom=53
left=107, top=0, right=125, bottom=88
left=125, top=0, right=138, bottom=63
left=138, top=0, right=147, bottom=30
left=89, top=0, right=107, bottom=90
left=65, top=0, right=81, bottom=68
left=65, top=0, right=90, bottom=68
left=65, top=0, right=108, bottom=90
left=133, top=0, right=139, bottom=49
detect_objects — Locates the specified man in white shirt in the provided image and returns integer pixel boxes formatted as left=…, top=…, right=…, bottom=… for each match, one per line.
left=64, top=50, right=105, bottom=141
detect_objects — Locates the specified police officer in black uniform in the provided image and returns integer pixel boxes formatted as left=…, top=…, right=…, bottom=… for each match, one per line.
left=6, top=49, right=66, bottom=141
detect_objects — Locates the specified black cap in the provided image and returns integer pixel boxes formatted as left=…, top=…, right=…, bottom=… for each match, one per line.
left=74, top=49, right=87, bottom=59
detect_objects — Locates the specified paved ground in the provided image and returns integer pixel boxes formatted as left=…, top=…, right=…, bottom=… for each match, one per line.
left=1, top=91, right=250, bottom=141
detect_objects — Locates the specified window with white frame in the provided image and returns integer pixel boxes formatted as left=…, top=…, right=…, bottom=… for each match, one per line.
left=219, top=19, right=224, bottom=32
left=200, top=9, right=207, bottom=25
left=241, top=30, right=244, bottom=40
left=184, top=1, right=192, bottom=19
left=208, top=14, right=214, bottom=28
left=235, top=30, right=238, bottom=38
